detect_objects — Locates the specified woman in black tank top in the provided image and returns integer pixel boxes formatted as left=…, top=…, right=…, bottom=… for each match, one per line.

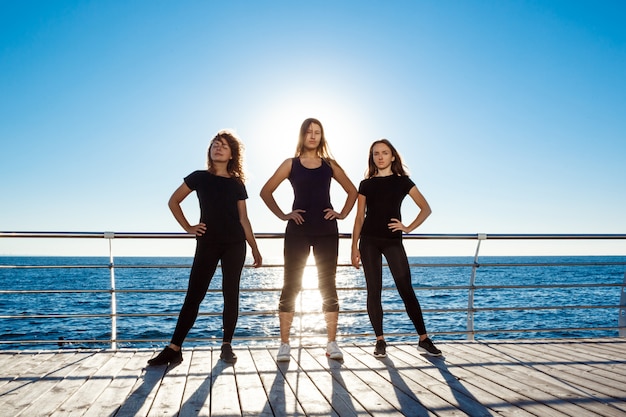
left=260, top=118, right=357, bottom=362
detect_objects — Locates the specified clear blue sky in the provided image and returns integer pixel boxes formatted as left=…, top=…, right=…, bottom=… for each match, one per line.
left=1, top=1, right=625, bottom=257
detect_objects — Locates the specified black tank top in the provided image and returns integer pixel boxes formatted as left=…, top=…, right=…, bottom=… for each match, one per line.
left=286, top=157, right=338, bottom=236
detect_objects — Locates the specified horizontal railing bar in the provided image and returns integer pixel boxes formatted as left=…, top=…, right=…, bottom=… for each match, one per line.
left=2, top=283, right=624, bottom=298
left=2, top=304, right=621, bottom=320
left=3, top=326, right=625, bottom=346
left=2, top=231, right=626, bottom=240
left=2, top=282, right=624, bottom=296
left=3, top=262, right=625, bottom=271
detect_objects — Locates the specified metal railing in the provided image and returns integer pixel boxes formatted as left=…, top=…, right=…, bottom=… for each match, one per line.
left=1, top=231, right=625, bottom=349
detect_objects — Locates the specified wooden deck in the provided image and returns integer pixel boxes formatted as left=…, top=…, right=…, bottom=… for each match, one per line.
left=1, top=338, right=625, bottom=416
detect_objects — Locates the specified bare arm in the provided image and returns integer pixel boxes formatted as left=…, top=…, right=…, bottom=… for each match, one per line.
left=238, top=200, right=262, bottom=267
left=388, top=185, right=432, bottom=233
left=350, top=193, right=367, bottom=268
left=259, top=158, right=305, bottom=224
left=324, top=160, right=358, bottom=220
left=168, top=182, right=206, bottom=236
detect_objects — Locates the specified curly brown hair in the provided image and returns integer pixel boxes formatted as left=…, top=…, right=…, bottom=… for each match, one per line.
left=207, top=129, right=246, bottom=183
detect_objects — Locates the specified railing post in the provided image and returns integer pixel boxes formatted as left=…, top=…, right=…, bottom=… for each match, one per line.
left=617, top=272, right=626, bottom=337
left=467, top=233, right=486, bottom=340
left=105, top=231, right=117, bottom=350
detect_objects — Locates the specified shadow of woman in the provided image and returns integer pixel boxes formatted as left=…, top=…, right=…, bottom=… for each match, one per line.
left=178, top=354, right=229, bottom=416
left=326, top=357, right=360, bottom=416
left=259, top=361, right=292, bottom=416
left=421, top=355, right=494, bottom=416
left=378, top=356, right=433, bottom=417
left=109, top=363, right=171, bottom=417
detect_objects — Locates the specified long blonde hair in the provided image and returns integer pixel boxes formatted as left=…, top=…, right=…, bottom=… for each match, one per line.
left=207, top=129, right=246, bottom=183
left=294, top=118, right=334, bottom=163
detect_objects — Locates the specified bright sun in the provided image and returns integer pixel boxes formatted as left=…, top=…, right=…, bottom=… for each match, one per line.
left=254, top=89, right=365, bottom=169
left=247, top=88, right=371, bottom=264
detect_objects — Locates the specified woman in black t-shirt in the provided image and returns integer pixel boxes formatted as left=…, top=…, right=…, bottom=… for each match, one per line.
left=148, top=130, right=262, bottom=366
left=351, top=139, right=442, bottom=358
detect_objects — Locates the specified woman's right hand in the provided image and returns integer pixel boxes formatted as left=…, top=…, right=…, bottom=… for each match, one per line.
left=282, top=209, right=306, bottom=225
left=351, top=248, right=361, bottom=269
left=186, top=223, right=207, bottom=236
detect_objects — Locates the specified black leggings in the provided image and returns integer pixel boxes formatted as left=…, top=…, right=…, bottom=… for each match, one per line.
left=359, top=236, right=427, bottom=336
left=278, top=233, right=339, bottom=312
left=171, top=240, right=246, bottom=346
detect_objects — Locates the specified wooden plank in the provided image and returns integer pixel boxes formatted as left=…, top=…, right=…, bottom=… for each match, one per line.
left=496, top=340, right=626, bottom=395
left=492, top=341, right=626, bottom=415
left=209, top=347, right=242, bottom=417
left=453, top=341, right=621, bottom=416
left=573, top=338, right=626, bottom=359
left=346, top=344, right=463, bottom=416
left=418, top=342, right=542, bottom=417
left=148, top=347, right=192, bottom=417
left=50, top=351, right=135, bottom=416
left=0, top=351, right=58, bottom=394
left=426, top=342, right=573, bottom=417
left=249, top=345, right=307, bottom=416
left=0, top=340, right=625, bottom=417
left=389, top=342, right=535, bottom=417
left=308, top=344, right=431, bottom=417
left=541, top=340, right=626, bottom=382
left=425, top=352, right=537, bottom=417
left=179, top=348, right=213, bottom=417
left=0, top=351, right=28, bottom=390
left=233, top=347, right=274, bottom=417
left=2, top=352, right=81, bottom=417
left=296, top=345, right=370, bottom=417
left=114, top=352, right=168, bottom=417
left=83, top=350, right=153, bottom=417
left=276, top=346, right=337, bottom=417
left=16, top=352, right=107, bottom=417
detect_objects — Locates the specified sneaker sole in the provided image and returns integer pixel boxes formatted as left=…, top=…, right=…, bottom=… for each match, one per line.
left=417, top=347, right=442, bottom=356
left=326, top=353, right=343, bottom=360
left=373, top=352, right=387, bottom=358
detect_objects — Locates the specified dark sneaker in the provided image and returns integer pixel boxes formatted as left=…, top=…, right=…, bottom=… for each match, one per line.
left=374, top=339, right=387, bottom=358
left=148, top=346, right=183, bottom=366
left=220, top=344, right=237, bottom=363
left=417, top=338, right=442, bottom=357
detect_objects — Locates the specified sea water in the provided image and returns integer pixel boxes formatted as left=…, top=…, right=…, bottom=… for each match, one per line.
left=1, top=256, right=624, bottom=349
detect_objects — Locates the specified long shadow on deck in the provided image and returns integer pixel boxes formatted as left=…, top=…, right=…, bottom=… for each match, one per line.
left=379, top=356, right=433, bottom=416
left=261, top=361, right=291, bottom=416
left=110, top=363, right=167, bottom=416
left=424, top=355, right=494, bottom=416
left=111, top=354, right=228, bottom=417
left=327, top=358, right=359, bottom=416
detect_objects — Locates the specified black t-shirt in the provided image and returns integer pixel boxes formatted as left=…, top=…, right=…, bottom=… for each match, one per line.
left=358, top=175, right=415, bottom=239
left=184, top=170, right=248, bottom=243
left=286, top=157, right=338, bottom=236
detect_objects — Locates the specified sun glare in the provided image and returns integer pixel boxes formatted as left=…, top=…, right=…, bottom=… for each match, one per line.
left=253, top=90, right=366, bottom=171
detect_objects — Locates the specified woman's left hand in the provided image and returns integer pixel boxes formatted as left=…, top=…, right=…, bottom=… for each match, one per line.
left=388, top=218, right=409, bottom=233
left=251, top=248, right=263, bottom=268
left=323, top=208, right=344, bottom=220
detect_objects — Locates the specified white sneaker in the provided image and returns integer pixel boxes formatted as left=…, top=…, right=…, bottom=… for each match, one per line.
left=326, top=341, right=343, bottom=360
left=276, top=343, right=291, bottom=362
